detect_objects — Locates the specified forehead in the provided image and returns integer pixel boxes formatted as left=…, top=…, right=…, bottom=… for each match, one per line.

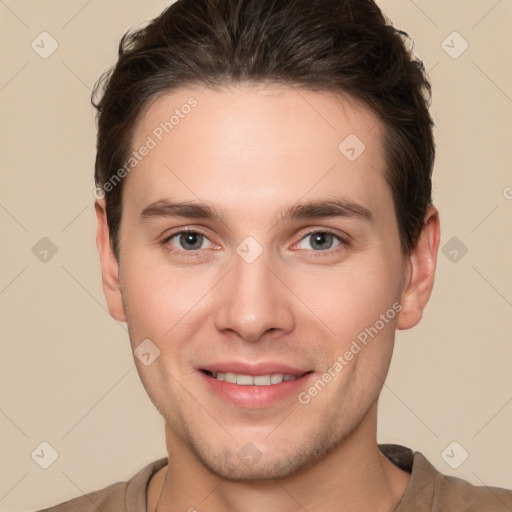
left=126, top=85, right=392, bottom=223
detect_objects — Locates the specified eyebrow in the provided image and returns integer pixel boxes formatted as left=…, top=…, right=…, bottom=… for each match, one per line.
left=139, top=198, right=373, bottom=224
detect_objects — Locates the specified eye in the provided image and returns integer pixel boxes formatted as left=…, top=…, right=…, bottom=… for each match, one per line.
left=161, top=228, right=348, bottom=258
left=164, top=230, right=215, bottom=252
left=295, top=230, right=346, bottom=252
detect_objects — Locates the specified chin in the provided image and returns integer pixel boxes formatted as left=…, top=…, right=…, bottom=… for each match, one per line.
left=190, top=429, right=340, bottom=482
left=200, top=451, right=308, bottom=481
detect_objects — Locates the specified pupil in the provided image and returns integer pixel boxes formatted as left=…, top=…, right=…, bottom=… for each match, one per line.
left=182, top=233, right=201, bottom=250
left=313, top=233, right=332, bottom=250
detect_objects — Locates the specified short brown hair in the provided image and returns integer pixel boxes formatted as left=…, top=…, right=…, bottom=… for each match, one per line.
left=92, top=0, right=434, bottom=259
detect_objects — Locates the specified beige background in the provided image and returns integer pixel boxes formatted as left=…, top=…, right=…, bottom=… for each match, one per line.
left=1, top=0, right=511, bottom=510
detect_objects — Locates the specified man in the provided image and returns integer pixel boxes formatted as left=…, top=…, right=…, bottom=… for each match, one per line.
left=38, top=0, right=512, bottom=510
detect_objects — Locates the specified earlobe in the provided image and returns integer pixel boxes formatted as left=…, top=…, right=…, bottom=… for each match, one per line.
left=396, top=206, right=440, bottom=330
left=95, top=199, right=127, bottom=322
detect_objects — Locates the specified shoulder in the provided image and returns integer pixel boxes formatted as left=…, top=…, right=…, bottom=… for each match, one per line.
left=428, top=463, right=512, bottom=511
left=380, top=444, right=512, bottom=512
left=34, top=458, right=168, bottom=512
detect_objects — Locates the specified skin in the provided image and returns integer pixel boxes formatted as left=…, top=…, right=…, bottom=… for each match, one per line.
left=95, top=85, right=440, bottom=512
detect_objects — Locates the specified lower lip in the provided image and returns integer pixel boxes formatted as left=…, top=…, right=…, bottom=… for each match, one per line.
left=199, top=371, right=314, bottom=409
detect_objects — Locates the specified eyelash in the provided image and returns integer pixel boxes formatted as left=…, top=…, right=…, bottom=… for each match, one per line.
left=161, top=228, right=349, bottom=259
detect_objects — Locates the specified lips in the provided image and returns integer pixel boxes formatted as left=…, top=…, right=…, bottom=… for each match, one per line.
left=198, top=362, right=314, bottom=408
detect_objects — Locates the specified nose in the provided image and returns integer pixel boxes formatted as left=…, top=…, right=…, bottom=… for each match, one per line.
left=214, top=248, right=295, bottom=343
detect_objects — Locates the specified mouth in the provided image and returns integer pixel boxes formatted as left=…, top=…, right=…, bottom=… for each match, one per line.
left=201, top=369, right=311, bottom=386
left=198, top=365, right=315, bottom=408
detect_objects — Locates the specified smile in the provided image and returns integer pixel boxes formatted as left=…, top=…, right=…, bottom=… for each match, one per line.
left=199, top=367, right=315, bottom=408
left=203, top=370, right=306, bottom=386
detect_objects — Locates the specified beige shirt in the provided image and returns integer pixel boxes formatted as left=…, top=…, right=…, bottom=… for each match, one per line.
left=36, top=444, right=512, bottom=511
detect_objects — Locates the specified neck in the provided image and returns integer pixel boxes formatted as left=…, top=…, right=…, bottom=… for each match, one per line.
left=150, top=403, right=411, bottom=512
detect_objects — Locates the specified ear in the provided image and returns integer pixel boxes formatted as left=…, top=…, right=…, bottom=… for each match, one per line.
left=396, top=206, right=440, bottom=330
left=95, top=199, right=126, bottom=322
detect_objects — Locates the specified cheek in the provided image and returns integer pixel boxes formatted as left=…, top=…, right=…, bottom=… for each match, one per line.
left=306, top=260, right=401, bottom=406
left=120, top=256, right=201, bottom=340
left=296, top=253, right=403, bottom=339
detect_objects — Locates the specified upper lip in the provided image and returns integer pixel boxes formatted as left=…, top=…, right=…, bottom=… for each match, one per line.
left=200, top=362, right=311, bottom=376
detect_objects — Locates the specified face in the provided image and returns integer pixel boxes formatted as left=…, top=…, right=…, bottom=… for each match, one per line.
left=97, top=85, right=428, bottom=480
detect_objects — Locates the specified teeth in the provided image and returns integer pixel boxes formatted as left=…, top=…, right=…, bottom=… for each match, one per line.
left=209, top=371, right=299, bottom=385
left=237, top=374, right=254, bottom=385
left=253, top=375, right=271, bottom=386
left=225, top=372, right=237, bottom=384
left=270, top=374, right=283, bottom=384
